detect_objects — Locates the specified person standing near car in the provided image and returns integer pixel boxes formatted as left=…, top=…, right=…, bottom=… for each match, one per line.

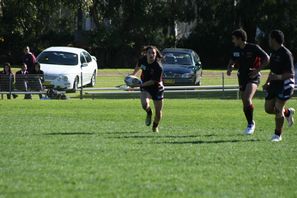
left=227, top=29, right=270, bottom=135
left=23, top=46, right=36, bottom=73
left=263, top=30, right=295, bottom=142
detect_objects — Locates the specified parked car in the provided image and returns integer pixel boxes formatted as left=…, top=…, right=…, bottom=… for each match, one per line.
left=162, top=48, right=202, bottom=86
left=37, top=47, right=97, bottom=92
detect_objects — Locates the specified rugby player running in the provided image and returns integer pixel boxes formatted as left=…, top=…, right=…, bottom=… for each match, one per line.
left=227, top=29, right=270, bottom=135
left=264, top=30, right=295, bottom=142
left=132, top=46, right=164, bottom=133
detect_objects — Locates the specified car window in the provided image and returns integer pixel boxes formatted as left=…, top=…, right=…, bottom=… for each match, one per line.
left=37, top=51, right=78, bottom=66
left=163, top=52, right=192, bottom=65
left=83, top=51, right=92, bottom=63
left=80, top=53, right=87, bottom=64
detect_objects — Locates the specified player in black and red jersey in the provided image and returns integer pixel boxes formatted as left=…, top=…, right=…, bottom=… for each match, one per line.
left=132, top=46, right=164, bottom=133
left=264, top=30, right=295, bottom=142
left=227, top=29, right=270, bottom=135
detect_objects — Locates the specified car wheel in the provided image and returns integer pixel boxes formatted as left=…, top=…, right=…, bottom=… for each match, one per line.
left=88, top=71, right=96, bottom=87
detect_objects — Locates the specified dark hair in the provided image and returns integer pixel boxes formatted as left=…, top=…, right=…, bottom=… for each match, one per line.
left=142, top=45, right=163, bottom=60
left=3, top=62, right=12, bottom=74
left=270, top=30, right=284, bottom=44
left=232, top=29, right=247, bottom=41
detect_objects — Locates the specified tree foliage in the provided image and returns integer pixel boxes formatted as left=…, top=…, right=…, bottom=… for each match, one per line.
left=0, top=0, right=297, bottom=67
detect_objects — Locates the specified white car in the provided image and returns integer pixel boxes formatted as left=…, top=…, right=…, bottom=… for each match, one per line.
left=37, top=47, right=98, bottom=91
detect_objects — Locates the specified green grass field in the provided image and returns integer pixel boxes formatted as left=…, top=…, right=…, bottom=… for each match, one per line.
left=1, top=99, right=297, bottom=197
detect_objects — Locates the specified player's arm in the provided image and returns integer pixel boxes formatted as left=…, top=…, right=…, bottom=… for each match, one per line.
left=249, top=46, right=270, bottom=78
left=131, top=66, right=141, bottom=75
left=227, top=59, right=235, bottom=76
left=140, top=80, right=155, bottom=87
left=269, top=72, right=294, bottom=81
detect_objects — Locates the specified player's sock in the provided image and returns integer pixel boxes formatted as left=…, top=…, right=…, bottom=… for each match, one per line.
left=153, top=122, right=159, bottom=128
left=284, top=108, right=290, bottom=117
left=275, top=129, right=282, bottom=137
left=244, top=104, right=254, bottom=125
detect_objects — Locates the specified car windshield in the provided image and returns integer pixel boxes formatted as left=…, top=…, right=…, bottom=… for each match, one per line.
left=162, top=52, right=192, bottom=65
left=37, top=51, right=78, bottom=66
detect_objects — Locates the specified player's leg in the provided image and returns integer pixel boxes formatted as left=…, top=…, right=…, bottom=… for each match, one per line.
left=140, top=91, right=152, bottom=126
left=152, top=99, right=163, bottom=133
left=265, top=98, right=276, bottom=115
left=241, top=83, right=258, bottom=134
left=271, top=99, right=287, bottom=142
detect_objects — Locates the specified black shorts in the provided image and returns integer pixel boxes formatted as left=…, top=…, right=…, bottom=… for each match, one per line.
left=141, top=87, right=164, bottom=101
left=238, top=75, right=260, bottom=92
left=265, top=79, right=295, bottom=101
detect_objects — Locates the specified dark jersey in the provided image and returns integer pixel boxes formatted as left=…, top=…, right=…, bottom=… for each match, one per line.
left=137, top=57, right=163, bottom=90
left=269, top=46, right=295, bottom=87
left=231, top=43, right=268, bottom=79
left=23, top=53, right=36, bottom=73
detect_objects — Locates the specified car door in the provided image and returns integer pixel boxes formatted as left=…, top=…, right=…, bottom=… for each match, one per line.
left=82, top=51, right=95, bottom=83
left=80, top=53, right=89, bottom=85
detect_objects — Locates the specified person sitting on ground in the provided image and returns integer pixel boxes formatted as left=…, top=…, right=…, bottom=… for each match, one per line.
left=0, top=63, right=17, bottom=99
left=15, top=63, right=31, bottom=99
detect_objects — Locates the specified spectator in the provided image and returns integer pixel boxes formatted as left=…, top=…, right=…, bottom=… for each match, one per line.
left=23, top=46, right=36, bottom=73
left=15, top=63, right=31, bottom=99
left=0, top=63, right=17, bottom=99
left=29, top=62, right=44, bottom=99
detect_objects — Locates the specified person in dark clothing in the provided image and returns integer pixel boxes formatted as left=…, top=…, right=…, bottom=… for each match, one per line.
left=227, top=29, right=270, bottom=135
left=23, top=46, right=36, bottom=73
left=29, top=62, right=44, bottom=99
left=0, top=63, right=17, bottom=99
left=131, top=46, right=164, bottom=133
left=15, top=63, right=31, bottom=99
left=263, top=30, right=295, bottom=142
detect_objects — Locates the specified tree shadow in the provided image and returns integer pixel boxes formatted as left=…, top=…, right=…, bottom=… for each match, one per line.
left=43, top=132, right=95, bottom=136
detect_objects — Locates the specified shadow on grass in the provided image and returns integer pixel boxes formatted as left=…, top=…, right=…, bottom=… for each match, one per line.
left=154, top=139, right=260, bottom=145
left=44, top=132, right=95, bottom=136
left=108, top=134, right=216, bottom=139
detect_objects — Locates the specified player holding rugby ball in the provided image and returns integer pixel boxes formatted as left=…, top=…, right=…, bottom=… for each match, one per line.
left=131, top=46, right=164, bottom=133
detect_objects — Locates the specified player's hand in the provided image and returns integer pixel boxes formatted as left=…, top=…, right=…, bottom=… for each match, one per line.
left=269, top=73, right=282, bottom=81
left=226, top=67, right=232, bottom=76
left=248, top=68, right=259, bottom=79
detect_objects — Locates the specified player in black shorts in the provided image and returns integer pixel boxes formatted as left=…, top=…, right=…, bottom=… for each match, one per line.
left=263, top=30, right=295, bottom=142
left=227, top=29, right=270, bottom=135
left=132, top=46, right=164, bottom=133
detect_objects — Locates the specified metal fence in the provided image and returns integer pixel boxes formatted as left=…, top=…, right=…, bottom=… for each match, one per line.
left=1, top=71, right=296, bottom=100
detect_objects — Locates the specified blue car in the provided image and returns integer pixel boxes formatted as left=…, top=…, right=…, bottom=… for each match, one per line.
left=162, top=48, right=202, bottom=86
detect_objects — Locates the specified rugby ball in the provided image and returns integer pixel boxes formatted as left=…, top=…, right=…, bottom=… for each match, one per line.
left=124, top=75, right=142, bottom=87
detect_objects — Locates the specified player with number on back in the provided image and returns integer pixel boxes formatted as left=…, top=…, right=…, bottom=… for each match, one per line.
left=227, top=29, right=270, bottom=135
left=263, top=30, right=295, bottom=142
left=130, top=46, right=164, bottom=133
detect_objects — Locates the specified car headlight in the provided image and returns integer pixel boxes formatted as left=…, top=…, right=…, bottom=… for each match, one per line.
left=181, top=73, right=194, bottom=78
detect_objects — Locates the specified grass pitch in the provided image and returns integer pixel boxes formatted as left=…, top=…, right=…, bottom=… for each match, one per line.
left=0, top=99, right=297, bottom=197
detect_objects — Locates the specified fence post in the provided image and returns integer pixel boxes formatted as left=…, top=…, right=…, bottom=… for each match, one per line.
left=9, top=74, right=12, bottom=99
left=222, top=72, right=225, bottom=98
left=80, top=71, right=83, bottom=100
